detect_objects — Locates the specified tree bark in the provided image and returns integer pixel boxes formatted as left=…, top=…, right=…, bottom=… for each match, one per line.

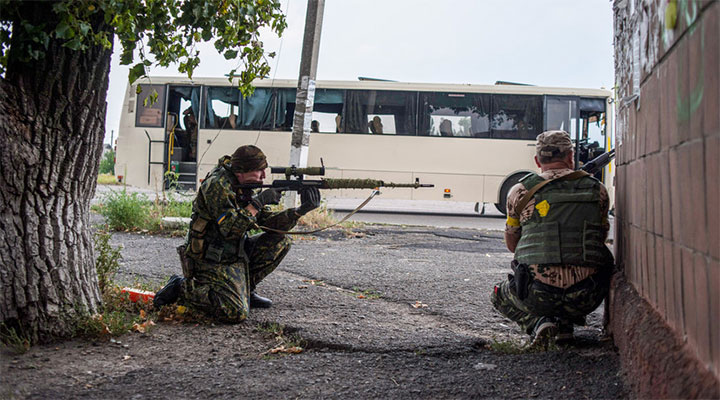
left=0, top=4, right=112, bottom=342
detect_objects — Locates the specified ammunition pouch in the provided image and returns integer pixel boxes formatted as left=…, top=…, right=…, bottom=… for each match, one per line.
left=177, top=244, right=194, bottom=279
left=510, top=260, right=531, bottom=301
left=188, top=215, right=209, bottom=258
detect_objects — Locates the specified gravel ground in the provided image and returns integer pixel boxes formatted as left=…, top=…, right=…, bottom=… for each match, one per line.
left=2, top=215, right=630, bottom=399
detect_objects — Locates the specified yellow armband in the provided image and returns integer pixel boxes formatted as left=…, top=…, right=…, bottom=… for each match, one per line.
left=506, top=216, right=520, bottom=227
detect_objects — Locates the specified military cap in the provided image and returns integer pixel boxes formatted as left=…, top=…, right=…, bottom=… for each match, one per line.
left=230, top=145, right=268, bottom=172
left=536, top=130, right=573, bottom=158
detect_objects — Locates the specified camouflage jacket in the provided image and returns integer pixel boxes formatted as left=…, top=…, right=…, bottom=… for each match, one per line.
left=185, top=156, right=300, bottom=264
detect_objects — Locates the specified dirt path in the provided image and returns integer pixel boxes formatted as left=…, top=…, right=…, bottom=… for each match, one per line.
left=2, top=223, right=629, bottom=399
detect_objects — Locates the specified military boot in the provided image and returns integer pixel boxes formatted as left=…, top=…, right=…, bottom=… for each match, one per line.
left=556, top=320, right=574, bottom=344
left=249, top=292, right=272, bottom=308
left=529, top=317, right=558, bottom=347
left=153, top=275, right=185, bottom=308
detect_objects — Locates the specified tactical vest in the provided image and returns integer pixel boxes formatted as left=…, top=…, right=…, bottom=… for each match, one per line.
left=186, top=158, right=247, bottom=264
left=514, top=172, right=612, bottom=268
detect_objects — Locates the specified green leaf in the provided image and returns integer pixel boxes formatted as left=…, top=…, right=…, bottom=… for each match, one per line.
left=55, top=21, right=74, bottom=39
left=128, top=63, right=146, bottom=84
left=223, top=49, right=237, bottom=60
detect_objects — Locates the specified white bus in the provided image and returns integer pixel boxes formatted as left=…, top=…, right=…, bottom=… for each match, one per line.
left=114, top=77, right=613, bottom=214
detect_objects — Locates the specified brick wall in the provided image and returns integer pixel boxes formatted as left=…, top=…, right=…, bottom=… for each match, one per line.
left=611, top=0, right=719, bottom=397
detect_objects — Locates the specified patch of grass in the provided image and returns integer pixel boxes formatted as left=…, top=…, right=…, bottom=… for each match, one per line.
left=98, top=188, right=153, bottom=231
left=350, top=286, right=382, bottom=299
left=71, top=232, right=156, bottom=340
left=94, top=189, right=193, bottom=234
left=97, top=173, right=119, bottom=185
left=0, top=324, right=31, bottom=354
left=94, top=230, right=123, bottom=293
left=257, top=322, right=306, bottom=357
left=487, top=337, right=559, bottom=354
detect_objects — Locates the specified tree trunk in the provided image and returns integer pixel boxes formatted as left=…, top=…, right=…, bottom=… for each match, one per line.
left=0, top=4, right=112, bottom=342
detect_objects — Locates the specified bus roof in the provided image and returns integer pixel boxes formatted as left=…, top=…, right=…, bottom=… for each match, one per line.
left=134, top=76, right=612, bottom=98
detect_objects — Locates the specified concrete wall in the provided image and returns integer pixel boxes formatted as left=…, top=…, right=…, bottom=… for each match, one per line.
left=611, top=0, right=719, bottom=397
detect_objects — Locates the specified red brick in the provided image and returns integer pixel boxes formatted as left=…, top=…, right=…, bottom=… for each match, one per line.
left=641, top=230, right=650, bottom=299
left=678, top=145, right=694, bottom=248
left=645, top=71, right=661, bottom=154
left=672, top=244, right=685, bottom=333
left=688, top=141, right=708, bottom=253
left=655, top=236, right=666, bottom=317
left=706, top=136, right=720, bottom=260
left=647, top=156, right=656, bottom=233
left=648, top=233, right=658, bottom=305
left=616, top=164, right=627, bottom=225
left=664, top=239, right=676, bottom=323
left=688, top=16, right=705, bottom=141
left=669, top=148, right=684, bottom=243
left=659, top=61, right=674, bottom=150
left=662, top=47, right=681, bottom=148
left=628, top=105, right=638, bottom=162
left=693, top=254, right=711, bottom=365
left=709, top=259, right=720, bottom=371
left=652, top=155, right=663, bottom=234
left=676, top=37, right=692, bottom=144
left=682, top=248, right=697, bottom=342
left=659, top=151, right=674, bottom=239
left=639, top=161, right=648, bottom=230
left=638, top=86, right=648, bottom=158
left=702, top=4, right=720, bottom=137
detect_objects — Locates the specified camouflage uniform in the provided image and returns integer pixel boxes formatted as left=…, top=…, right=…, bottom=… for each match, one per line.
left=490, top=131, right=614, bottom=335
left=181, top=155, right=300, bottom=322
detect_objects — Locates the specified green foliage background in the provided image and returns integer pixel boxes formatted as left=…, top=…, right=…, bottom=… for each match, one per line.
left=99, top=149, right=115, bottom=175
left=0, top=0, right=287, bottom=97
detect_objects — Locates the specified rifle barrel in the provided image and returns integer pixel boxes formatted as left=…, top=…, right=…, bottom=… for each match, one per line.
left=321, top=178, right=433, bottom=189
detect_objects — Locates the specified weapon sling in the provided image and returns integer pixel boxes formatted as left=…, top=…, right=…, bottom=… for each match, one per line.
left=515, top=170, right=590, bottom=214
left=255, top=190, right=380, bottom=235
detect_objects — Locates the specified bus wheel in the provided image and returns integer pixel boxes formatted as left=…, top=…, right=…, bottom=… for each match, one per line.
left=495, top=173, right=525, bottom=216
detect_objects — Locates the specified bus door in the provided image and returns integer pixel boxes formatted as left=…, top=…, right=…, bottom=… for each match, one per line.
left=165, top=85, right=201, bottom=190
left=544, top=96, right=608, bottom=180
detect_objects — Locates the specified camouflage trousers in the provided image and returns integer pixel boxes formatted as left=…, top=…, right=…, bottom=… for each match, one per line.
left=182, top=232, right=291, bottom=323
left=490, top=271, right=609, bottom=335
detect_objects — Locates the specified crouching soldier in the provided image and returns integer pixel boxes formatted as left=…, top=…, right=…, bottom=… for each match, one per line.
left=490, top=131, right=614, bottom=346
left=154, top=145, right=321, bottom=322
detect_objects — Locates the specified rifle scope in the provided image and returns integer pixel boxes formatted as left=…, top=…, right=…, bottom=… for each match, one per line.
left=270, top=158, right=326, bottom=177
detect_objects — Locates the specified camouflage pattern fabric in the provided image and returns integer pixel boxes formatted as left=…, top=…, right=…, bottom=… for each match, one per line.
left=182, top=232, right=291, bottom=322
left=181, top=156, right=300, bottom=322
left=490, top=271, right=609, bottom=334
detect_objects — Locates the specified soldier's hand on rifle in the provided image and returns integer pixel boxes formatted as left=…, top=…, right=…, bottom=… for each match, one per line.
left=251, top=188, right=282, bottom=210
left=296, top=187, right=321, bottom=216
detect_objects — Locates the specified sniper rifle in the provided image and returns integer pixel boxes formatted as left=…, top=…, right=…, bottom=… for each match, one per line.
left=237, top=159, right=434, bottom=191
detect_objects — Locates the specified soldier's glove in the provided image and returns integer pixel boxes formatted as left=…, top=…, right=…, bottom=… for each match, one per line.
left=296, top=187, right=321, bottom=216
left=251, top=188, right=282, bottom=211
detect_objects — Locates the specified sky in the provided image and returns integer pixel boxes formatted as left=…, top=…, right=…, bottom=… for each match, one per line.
left=104, top=0, right=615, bottom=144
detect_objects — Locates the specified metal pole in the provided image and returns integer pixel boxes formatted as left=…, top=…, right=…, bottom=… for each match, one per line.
left=284, top=0, right=325, bottom=209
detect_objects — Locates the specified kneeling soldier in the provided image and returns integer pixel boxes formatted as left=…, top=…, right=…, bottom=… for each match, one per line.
left=154, top=145, right=320, bottom=322
left=490, top=131, right=614, bottom=346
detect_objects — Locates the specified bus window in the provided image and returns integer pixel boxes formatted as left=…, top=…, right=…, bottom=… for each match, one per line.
left=545, top=96, right=578, bottom=133
left=311, top=89, right=344, bottom=133
left=135, top=84, right=166, bottom=127
left=275, top=88, right=296, bottom=131
left=204, top=86, right=240, bottom=129
left=342, top=90, right=417, bottom=135
left=490, top=94, right=542, bottom=140
left=419, top=92, right=490, bottom=137
left=204, top=86, right=275, bottom=130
